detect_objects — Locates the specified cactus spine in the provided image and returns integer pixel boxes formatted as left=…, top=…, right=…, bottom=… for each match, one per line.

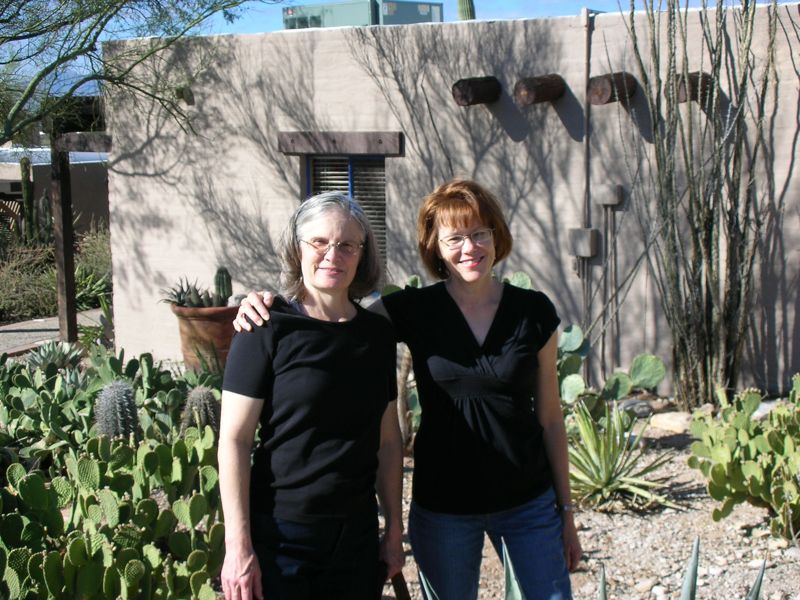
left=95, top=380, right=139, bottom=439
left=180, top=386, right=221, bottom=436
left=458, top=0, right=475, bottom=20
left=214, top=267, right=232, bottom=306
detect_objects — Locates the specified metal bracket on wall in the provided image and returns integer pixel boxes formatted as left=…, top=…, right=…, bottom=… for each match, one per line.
left=568, top=227, right=599, bottom=258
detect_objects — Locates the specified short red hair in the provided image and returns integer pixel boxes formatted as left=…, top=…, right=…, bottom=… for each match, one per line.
left=417, top=179, right=513, bottom=280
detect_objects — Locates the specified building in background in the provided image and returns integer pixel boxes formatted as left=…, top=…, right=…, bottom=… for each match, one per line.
left=283, top=0, right=443, bottom=29
left=0, top=148, right=109, bottom=235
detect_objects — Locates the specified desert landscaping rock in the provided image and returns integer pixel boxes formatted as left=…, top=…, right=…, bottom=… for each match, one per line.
left=381, top=437, right=800, bottom=600
left=649, top=411, right=693, bottom=434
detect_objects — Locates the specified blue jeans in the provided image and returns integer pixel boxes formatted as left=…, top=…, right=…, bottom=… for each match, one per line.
left=409, top=488, right=572, bottom=600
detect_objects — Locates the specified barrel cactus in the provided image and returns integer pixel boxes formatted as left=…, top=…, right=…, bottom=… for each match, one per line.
left=95, top=380, right=139, bottom=439
left=214, top=267, right=232, bottom=306
left=180, top=386, right=221, bottom=436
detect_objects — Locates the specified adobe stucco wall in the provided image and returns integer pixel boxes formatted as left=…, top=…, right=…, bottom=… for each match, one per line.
left=106, top=4, right=800, bottom=394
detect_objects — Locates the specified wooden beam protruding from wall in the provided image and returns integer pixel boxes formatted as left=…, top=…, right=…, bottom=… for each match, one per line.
left=676, top=71, right=714, bottom=105
left=587, top=72, right=637, bottom=105
left=513, top=74, right=566, bottom=106
left=452, top=77, right=502, bottom=107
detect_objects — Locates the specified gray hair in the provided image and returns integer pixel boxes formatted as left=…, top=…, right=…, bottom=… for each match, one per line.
left=279, top=191, right=382, bottom=301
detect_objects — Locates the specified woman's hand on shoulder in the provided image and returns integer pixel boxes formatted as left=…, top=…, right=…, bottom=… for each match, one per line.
left=221, top=545, right=263, bottom=600
left=233, top=291, right=275, bottom=332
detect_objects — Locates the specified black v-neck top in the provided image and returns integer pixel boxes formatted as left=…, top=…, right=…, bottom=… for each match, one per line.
left=222, top=298, right=397, bottom=522
left=382, top=282, right=560, bottom=514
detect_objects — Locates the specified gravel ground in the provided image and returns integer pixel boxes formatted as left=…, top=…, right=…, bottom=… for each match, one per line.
left=382, top=430, right=800, bottom=600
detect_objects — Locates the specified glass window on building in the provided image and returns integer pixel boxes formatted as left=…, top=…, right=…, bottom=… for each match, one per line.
left=307, top=156, right=387, bottom=260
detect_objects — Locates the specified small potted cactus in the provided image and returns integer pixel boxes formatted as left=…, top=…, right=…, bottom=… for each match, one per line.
left=161, top=266, right=238, bottom=372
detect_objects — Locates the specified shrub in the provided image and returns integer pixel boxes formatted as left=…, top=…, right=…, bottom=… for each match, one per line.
left=688, top=375, right=800, bottom=540
left=0, top=243, right=56, bottom=321
left=74, top=225, right=111, bottom=282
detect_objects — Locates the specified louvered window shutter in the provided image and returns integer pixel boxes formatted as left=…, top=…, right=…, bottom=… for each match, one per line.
left=309, top=156, right=386, bottom=260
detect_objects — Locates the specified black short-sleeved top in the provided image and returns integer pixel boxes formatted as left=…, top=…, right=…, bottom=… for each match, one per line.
left=222, top=298, right=397, bottom=522
left=382, top=281, right=560, bottom=514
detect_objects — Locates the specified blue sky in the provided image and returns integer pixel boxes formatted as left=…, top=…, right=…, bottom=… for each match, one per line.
left=205, top=0, right=682, bottom=35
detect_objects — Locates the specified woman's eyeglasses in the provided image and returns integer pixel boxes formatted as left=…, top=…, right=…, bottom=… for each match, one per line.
left=438, top=228, right=494, bottom=250
left=301, top=238, right=365, bottom=257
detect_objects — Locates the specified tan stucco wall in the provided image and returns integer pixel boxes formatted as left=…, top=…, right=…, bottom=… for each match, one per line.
left=106, top=5, right=800, bottom=394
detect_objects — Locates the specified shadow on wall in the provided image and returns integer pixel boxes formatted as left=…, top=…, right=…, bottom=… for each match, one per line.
left=108, top=33, right=333, bottom=297
left=587, top=5, right=800, bottom=393
left=346, top=19, right=591, bottom=322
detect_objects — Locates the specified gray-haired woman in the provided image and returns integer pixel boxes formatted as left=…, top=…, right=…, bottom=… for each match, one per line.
left=218, top=192, right=404, bottom=600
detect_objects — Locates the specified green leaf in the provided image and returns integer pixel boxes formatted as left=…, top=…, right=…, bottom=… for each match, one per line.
left=67, top=538, right=88, bottom=567
left=76, top=457, right=100, bottom=490
left=6, top=463, right=26, bottom=490
left=679, top=537, right=700, bottom=600
left=123, top=559, right=145, bottom=589
left=561, top=374, right=585, bottom=403
left=75, top=560, right=103, bottom=597
left=168, top=531, right=191, bottom=560
left=133, top=498, right=158, bottom=528
left=629, top=354, right=666, bottom=390
left=501, top=540, right=524, bottom=600
left=43, top=551, right=63, bottom=597
left=746, top=559, right=766, bottom=600
left=50, top=477, right=73, bottom=509
left=558, top=325, right=584, bottom=353
left=17, top=473, right=48, bottom=510
left=602, top=372, right=632, bottom=401
left=418, top=568, right=441, bottom=600
left=506, top=271, right=532, bottom=290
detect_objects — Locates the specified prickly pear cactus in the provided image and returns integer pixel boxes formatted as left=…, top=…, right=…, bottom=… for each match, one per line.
left=180, top=387, right=221, bottom=436
left=95, top=380, right=139, bottom=440
left=688, top=380, right=800, bottom=539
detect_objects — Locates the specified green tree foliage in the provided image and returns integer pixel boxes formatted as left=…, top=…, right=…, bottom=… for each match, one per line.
left=0, top=0, right=280, bottom=144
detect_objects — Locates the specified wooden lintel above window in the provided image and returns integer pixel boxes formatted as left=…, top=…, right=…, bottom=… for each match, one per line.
left=278, top=131, right=403, bottom=156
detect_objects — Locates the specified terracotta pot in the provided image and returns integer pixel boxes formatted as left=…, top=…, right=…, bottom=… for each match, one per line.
left=170, top=305, right=239, bottom=372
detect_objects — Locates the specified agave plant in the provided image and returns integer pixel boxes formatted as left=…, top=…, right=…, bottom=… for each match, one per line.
left=597, top=538, right=765, bottom=599
left=26, top=340, right=83, bottom=371
left=418, top=539, right=525, bottom=599
left=568, top=400, right=676, bottom=508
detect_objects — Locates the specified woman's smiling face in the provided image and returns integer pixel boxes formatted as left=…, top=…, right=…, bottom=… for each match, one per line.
left=436, top=217, right=496, bottom=284
left=298, top=208, right=365, bottom=297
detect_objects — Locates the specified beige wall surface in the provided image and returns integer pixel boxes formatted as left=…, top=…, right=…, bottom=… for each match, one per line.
left=107, top=5, right=800, bottom=394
